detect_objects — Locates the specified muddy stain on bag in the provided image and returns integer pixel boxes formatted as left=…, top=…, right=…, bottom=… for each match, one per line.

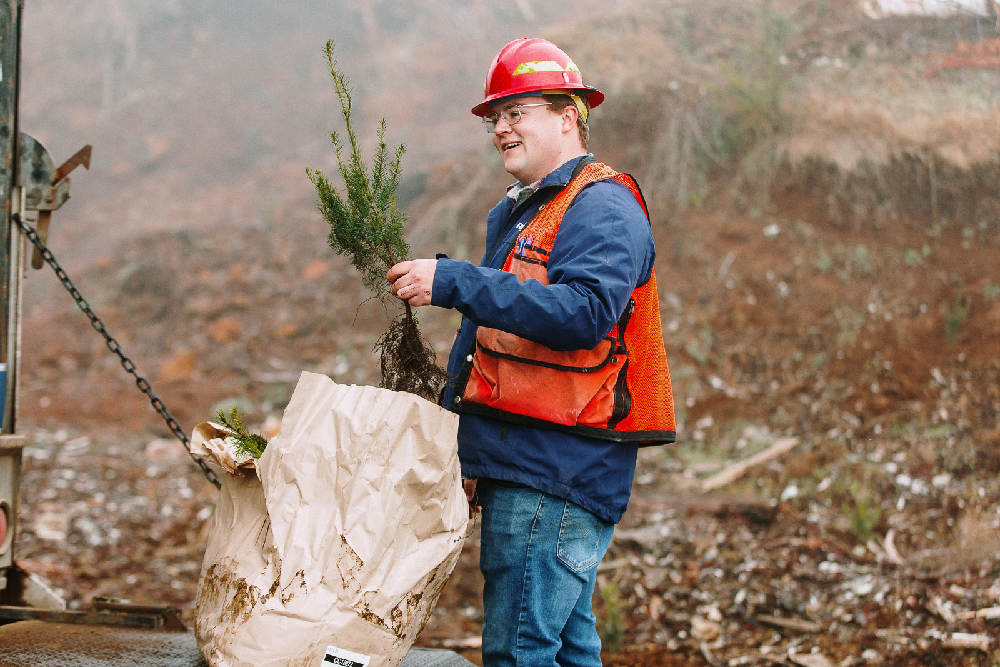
left=197, top=564, right=260, bottom=625
left=337, top=534, right=365, bottom=597
left=281, top=569, right=308, bottom=604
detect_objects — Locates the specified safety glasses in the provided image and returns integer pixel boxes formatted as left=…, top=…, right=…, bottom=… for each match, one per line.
left=482, top=102, right=553, bottom=133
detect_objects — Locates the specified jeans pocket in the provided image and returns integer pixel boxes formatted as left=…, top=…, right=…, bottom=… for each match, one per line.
left=556, top=501, right=608, bottom=574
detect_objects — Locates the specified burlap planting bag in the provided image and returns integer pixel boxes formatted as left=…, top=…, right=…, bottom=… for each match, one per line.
left=194, top=371, right=467, bottom=667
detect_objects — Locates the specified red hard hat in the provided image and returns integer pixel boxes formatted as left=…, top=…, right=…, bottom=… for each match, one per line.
left=471, top=38, right=605, bottom=117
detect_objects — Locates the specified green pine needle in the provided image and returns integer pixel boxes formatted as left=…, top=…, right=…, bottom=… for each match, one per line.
left=307, top=39, right=410, bottom=301
left=214, top=407, right=268, bottom=460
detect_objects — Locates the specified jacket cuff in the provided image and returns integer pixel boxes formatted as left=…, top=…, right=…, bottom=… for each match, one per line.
left=430, top=258, right=458, bottom=308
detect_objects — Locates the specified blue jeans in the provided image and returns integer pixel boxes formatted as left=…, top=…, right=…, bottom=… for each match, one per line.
left=477, top=479, right=615, bottom=667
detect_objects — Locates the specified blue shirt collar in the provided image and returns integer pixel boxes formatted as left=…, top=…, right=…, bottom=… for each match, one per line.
left=505, top=154, right=593, bottom=202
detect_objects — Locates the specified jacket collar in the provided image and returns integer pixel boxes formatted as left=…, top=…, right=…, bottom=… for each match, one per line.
left=505, top=154, right=593, bottom=202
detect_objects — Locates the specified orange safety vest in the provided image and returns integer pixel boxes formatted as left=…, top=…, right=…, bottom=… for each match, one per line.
left=456, top=162, right=676, bottom=445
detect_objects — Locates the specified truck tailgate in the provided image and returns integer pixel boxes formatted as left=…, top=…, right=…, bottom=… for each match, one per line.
left=0, top=620, right=207, bottom=666
left=0, top=620, right=476, bottom=666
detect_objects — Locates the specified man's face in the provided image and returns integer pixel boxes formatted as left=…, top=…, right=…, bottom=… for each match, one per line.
left=490, top=96, right=569, bottom=185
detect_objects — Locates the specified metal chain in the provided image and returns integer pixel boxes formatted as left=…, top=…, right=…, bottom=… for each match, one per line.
left=14, top=216, right=222, bottom=489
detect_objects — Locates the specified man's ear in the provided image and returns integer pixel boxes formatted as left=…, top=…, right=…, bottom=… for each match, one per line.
left=560, top=104, right=579, bottom=135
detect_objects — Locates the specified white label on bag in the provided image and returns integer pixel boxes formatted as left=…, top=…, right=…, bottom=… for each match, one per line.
left=323, top=645, right=371, bottom=667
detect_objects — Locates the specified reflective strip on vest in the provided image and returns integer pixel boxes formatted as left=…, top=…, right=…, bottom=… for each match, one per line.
left=457, top=162, right=676, bottom=445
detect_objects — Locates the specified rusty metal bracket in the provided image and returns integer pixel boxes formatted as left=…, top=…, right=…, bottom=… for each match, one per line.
left=18, top=135, right=91, bottom=269
left=53, top=144, right=92, bottom=184
left=0, top=601, right=186, bottom=631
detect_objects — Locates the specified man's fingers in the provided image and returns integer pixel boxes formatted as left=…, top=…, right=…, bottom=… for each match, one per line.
left=387, top=259, right=435, bottom=307
left=386, top=261, right=412, bottom=284
left=464, top=478, right=478, bottom=502
left=387, top=262, right=412, bottom=299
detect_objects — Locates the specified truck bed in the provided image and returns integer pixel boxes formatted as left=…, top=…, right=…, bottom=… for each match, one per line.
left=0, top=620, right=474, bottom=667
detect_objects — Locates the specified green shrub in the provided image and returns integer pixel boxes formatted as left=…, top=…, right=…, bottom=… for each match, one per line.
left=597, top=583, right=624, bottom=652
left=843, top=495, right=881, bottom=542
left=814, top=249, right=834, bottom=274
left=705, top=6, right=793, bottom=163
left=684, top=325, right=713, bottom=365
left=850, top=245, right=873, bottom=275
left=927, top=217, right=947, bottom=238
left=961, top=227, right=975, bottom=250
left=943, top=291, right=971, bottom=344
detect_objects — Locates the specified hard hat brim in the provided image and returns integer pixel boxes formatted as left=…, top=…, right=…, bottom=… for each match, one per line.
left=471, top=85, right=605, bottom=117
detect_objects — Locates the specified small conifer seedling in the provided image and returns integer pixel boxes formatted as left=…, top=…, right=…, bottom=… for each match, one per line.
left=307, top=40, right=447, bottom=402
left=215, top=407, right=268, bottom=460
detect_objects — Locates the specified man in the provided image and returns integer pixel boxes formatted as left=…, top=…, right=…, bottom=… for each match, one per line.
left=387, top=38, right=675, bottom=666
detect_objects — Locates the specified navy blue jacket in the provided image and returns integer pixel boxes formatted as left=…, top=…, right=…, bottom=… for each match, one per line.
left=431, top=155, right=656, bottom=523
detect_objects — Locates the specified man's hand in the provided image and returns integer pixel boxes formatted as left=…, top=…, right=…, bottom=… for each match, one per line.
left=464, top=478, right=480, bottom=519
left=387, top=259, right=437, bottom=307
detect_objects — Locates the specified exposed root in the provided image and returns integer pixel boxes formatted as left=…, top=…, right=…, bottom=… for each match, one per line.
left=375, top=306, right=449, bottom=403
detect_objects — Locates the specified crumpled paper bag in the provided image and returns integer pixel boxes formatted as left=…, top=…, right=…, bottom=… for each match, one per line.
left=190, top=421, right=257, bottom=476
left=194, top=371, right=467, bottom=667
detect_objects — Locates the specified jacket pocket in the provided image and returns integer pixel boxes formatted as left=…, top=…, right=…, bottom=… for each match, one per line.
left=465, top=329, right=625, bottom=427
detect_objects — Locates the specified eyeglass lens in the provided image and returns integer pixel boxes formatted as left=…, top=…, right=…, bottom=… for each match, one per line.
left=482, top=107, right=522, bottom=132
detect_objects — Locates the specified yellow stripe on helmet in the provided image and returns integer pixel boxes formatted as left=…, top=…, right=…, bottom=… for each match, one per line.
left=511, top=60, right=565, bottom=75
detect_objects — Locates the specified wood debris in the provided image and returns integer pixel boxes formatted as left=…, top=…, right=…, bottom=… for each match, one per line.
left=700, top=640, right=722, bottom=666
left=438, top=636, right=483, bottom=649
left=691, top=615, right=722, bottom=641
left=789, top=653, right=835, bottom=667
left=955, top=606, right=1000, bottom=620
left=882, top=530, right=906, bottom=566
left=941, top=632, right=991, bottom=652
left=927, top=596, right=957, bottom=624
left=754, top=614, right=822, bottom=633
left=700, top=438, right=800, bottom=492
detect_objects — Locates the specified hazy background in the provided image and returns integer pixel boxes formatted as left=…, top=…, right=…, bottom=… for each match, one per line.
left=20, top=0, right=642, bottom=267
